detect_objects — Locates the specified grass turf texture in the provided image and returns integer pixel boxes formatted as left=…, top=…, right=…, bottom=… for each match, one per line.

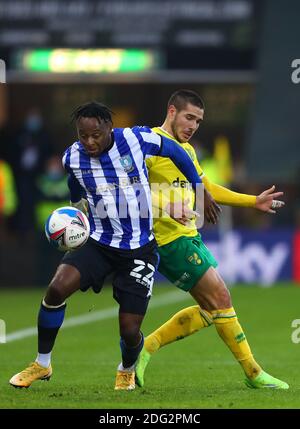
left=0, top=283, right=299, bottom=409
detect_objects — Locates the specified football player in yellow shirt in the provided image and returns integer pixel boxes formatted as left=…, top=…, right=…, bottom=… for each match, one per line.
left=136, top=89, right=288, bottom=389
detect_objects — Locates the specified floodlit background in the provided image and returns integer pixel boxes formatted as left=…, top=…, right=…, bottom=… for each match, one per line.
left=0, top=0, right=300, bottom=409
left=0, top=0, right=299, bottom=287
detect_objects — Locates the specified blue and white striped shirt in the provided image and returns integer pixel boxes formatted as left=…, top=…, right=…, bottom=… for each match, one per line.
left=63, top=126, right=201, bottom=250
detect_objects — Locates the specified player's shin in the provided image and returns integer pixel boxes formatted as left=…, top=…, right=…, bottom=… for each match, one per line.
left=36, top=299, right=66, bottom=368
left=145, top=305, right=213, bottom=354
left=211, top=307, right=262, bottom=379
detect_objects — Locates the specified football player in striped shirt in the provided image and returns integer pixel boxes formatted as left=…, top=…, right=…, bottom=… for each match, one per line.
left=135, top=89, right=288, bottom=390
left=9, top=101, right=208, bottom=391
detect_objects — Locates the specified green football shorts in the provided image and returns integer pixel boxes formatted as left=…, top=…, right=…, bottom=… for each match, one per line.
left=158, top=234, right=218, bottom=292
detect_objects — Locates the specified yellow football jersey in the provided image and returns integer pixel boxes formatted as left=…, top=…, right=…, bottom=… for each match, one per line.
left=146, top=127, right=204, bottom=247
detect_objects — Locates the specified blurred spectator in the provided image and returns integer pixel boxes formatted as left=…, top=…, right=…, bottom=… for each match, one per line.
left=197, top=135, right=233, bottom=187
left=35, top=155, right=69, bottom=229
left=9, top=108, right=54, bottom=237
left=0, top=159, right=17, bottom=240
left=35, top=155, right=69, bottom=285
left=0, top=158, right=18, bottom=282
left=199, top=135, right=234, bottom=232
left=0, top=159, right=17, bottom=218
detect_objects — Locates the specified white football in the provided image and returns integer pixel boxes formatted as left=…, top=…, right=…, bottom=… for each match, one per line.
left=45, top=206, right=90, bottom=251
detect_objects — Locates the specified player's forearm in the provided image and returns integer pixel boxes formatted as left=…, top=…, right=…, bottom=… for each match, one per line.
left=160, top=137, right=202, bottom=190
left=203, top=177, right=256, bottom=207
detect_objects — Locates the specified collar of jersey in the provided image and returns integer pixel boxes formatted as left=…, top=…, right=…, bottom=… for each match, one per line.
left=157, top=127, right=188, bottom=144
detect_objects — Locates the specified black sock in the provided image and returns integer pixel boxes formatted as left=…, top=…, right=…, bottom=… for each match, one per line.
left=120, top=332, right=144, bottom=368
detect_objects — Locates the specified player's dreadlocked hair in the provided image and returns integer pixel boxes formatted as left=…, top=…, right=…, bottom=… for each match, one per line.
left=71, top=101, right=113, bottom=124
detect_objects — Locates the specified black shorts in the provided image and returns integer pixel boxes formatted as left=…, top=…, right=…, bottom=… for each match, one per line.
left=61, top=238, right=159, bottom=315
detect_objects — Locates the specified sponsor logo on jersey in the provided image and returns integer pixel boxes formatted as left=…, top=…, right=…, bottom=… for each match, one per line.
left=172, top=177, right=192, bottom=189
left=81, top=169, right=93, bottom=175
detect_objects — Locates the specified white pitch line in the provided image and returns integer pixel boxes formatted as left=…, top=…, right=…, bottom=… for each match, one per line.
left=5, top=290, right=191, bottom=343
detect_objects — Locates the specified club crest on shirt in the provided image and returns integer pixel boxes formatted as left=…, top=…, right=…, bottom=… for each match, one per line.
left=119, top=155, right=134, bottom=173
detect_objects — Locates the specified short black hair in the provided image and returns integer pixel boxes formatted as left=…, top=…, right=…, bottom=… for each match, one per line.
left=71, top=101, right=113, bottom=124
left=168, top=89, right=205, bottom=111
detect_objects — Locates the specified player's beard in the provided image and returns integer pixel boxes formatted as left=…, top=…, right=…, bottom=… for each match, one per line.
left=170, top=116, right=184, bottom=143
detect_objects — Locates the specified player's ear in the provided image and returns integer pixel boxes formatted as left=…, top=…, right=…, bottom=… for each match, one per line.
left=168, top=105, right=177, bottom=119
left=106, top=120, right=113, bottom=132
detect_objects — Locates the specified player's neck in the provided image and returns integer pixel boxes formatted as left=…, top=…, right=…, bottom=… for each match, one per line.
left=159, top=122, right=174, bottom=139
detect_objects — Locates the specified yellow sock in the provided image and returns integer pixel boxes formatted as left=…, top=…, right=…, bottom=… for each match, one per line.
left=145, top=305, right=213, bottom=354
left=211, top=307, right=262, bottom=379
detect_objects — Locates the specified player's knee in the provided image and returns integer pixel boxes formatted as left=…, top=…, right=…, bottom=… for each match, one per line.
left=214, top=283, right=232, bottom=308
left=45, top=265, right=80, bottom=306
left=202, top=280, right=232, bottom=310
left=120, top=324, right=141, bottom=347
left=45, top=279, right=68, bottom=306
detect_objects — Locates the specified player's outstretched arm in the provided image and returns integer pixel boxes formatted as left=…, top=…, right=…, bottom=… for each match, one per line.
left=203, top=176, right=284, bottom=213
left=202, top=175, right=256, bottom=207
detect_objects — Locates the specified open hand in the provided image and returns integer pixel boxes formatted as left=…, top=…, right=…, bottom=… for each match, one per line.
left=255, top=185, right=285, bottom=214
left=166, top=199, right=199, bottom=225
left=204, top=188, right=222, bottom=224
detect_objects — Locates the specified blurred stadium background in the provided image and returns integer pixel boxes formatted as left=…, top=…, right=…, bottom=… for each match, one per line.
left=0, top=0, right=299, bottom=287
left=0, top=0, right=300, bottom=409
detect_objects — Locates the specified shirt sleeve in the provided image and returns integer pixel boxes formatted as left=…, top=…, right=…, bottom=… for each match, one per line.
left=67, top=173, right=85, bottom=203
left=62, top=148, right=85, bottom=203
left=159, top=136, right=202, bottom=190
left=62, top=148, right=70, bottom=172
left=202, top=175, right=256, bottom=207
left=132, top=126, right=162, bottom=156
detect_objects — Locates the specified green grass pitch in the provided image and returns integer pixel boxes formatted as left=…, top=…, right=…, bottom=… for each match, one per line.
left=0, top=283, right=299, bottom=409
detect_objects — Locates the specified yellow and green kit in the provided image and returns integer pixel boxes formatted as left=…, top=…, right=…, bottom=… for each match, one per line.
left=146, top=127, right=256, bottom=291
